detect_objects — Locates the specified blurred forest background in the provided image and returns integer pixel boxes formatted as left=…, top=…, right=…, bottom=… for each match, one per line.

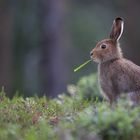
left=0, top=0, right=140, bottom=97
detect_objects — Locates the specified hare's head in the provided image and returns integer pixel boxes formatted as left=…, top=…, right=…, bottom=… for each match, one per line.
left=90, top=17, right=124, bottom=63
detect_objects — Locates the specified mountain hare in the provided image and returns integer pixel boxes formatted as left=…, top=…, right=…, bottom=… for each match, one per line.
left=90, top=17, right=140, bottom=104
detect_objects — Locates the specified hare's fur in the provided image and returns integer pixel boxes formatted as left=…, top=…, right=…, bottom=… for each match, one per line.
left=99, top=58, right=140, bottom=104
left=91, top=17, right=140, bottom=104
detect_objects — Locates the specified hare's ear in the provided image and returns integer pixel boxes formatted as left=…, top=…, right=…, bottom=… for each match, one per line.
left=109, top=17, right=124, bottom=42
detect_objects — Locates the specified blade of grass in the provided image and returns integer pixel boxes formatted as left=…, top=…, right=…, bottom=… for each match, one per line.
left=74, top=59, right=92, bottom=72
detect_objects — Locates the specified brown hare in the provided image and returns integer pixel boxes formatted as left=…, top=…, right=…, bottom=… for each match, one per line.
left=90, top=17, right=140, bottom=104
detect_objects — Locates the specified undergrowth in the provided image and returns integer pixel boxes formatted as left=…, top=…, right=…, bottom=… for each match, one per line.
left=0, top=74, right=140, bottom=140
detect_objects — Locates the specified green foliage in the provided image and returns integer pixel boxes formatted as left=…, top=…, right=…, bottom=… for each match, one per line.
left=77, top=73, right=103, bottom=100
left=1, top=74, right=140, bottom=140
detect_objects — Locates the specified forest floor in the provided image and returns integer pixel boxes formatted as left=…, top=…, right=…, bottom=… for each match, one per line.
left=0, top=74, right=140, bottom=140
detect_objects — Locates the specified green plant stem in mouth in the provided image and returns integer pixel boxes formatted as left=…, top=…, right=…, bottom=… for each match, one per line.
left=74, top=59, right=92, bottom=72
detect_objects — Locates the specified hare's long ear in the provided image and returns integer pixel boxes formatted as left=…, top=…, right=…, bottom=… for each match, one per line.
left=110, top=17, right=124, bottom=42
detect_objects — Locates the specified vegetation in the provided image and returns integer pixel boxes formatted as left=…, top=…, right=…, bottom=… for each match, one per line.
left=0, top=74, right=140, bottom=140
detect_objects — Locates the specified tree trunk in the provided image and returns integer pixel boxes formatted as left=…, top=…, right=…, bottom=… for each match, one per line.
left=124, top=1, right=140, bottom=65
left=39, top=0, right=68, bottom=97
left=0, top=3, right=13, bottom=94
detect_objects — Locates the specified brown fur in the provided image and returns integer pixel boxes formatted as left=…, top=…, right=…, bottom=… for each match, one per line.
left=90, top=17, right=140, bottom=104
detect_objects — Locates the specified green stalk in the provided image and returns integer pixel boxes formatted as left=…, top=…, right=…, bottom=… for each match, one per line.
left=74, top=59, right=92, bottom=72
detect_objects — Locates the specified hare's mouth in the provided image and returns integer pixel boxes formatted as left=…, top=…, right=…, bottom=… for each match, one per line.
left=92, top=57, right=100, bottom=63
left=90, top=53, right=100, bottom=63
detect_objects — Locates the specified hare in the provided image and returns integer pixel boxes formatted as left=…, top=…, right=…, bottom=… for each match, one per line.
left=90, top=17, right=140, bottom=104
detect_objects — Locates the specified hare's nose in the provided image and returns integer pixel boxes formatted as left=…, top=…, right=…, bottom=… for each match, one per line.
left=90, top=52, right=93, bottom=56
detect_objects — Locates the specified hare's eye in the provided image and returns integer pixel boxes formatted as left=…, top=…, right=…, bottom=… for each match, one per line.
left=100, top=44, right=107, bottom=49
